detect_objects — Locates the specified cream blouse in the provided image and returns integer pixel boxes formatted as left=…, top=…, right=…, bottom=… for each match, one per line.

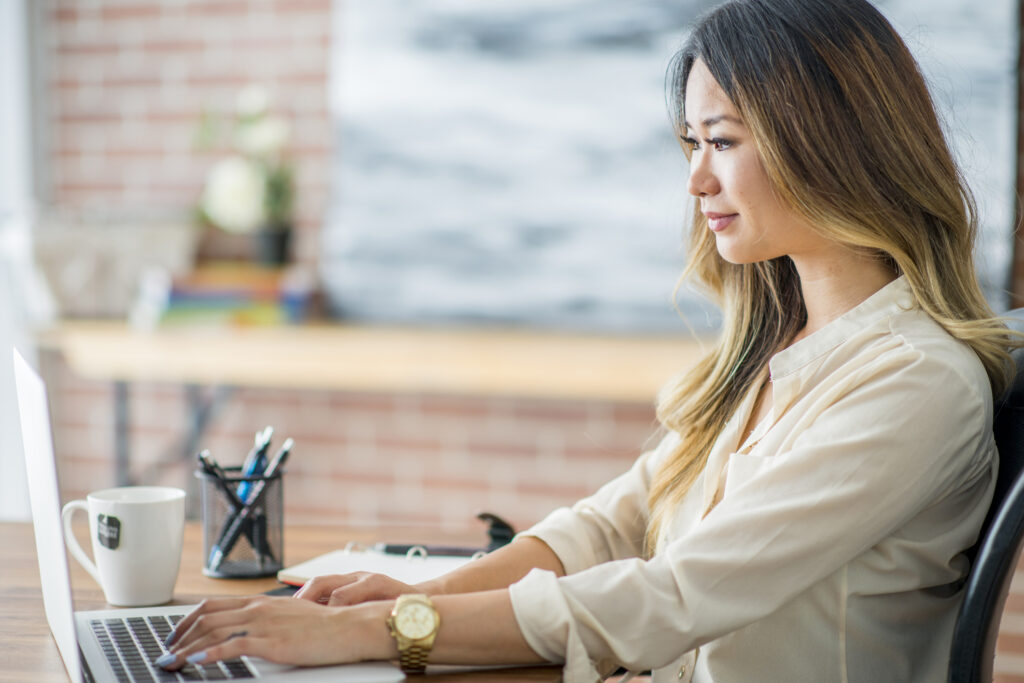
left=508, top=277, right=996, bottom=683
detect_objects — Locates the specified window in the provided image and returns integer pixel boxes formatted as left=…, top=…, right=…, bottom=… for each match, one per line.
left=322, top=0, right=1016, bottom=333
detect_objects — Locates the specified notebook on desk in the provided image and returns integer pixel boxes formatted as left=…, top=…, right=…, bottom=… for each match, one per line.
left=13, top=349, right=405, bottom=683
left=278, top=547, right=472, bottom=587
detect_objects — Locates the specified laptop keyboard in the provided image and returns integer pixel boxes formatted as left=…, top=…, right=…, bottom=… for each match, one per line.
left=89, top=614, right=255, bottom=682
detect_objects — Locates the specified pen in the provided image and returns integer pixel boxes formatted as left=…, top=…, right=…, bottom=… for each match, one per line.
left=262, top=437, right=293, bottom=480
left=373, top=543, right=483, bottom=557
left=197, top=450, right=244, bottom=510
left=237, top=426, right=273, bottom=502
left=201, top=450, right=260, bottom=567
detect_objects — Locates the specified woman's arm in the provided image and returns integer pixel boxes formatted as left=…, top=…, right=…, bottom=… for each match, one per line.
left=424, top=535, right=567, bottom=594
left=297, top=437, right=675, bottom=607
left=158, top=589, right=546, bottom=670
left=295, top=536, right=565, bottom=605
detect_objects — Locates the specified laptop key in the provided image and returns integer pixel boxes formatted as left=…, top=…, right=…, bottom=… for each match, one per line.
left=222, top=659, right=256, bottom=679
left=200, top=663, right=230, bottom=680
left=177, top=664, right=204, bottom=680
left=91, top=620, right=134, bottom=682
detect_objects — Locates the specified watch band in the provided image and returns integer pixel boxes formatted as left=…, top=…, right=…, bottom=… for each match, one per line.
left=399, top=644, right=430, bottom=674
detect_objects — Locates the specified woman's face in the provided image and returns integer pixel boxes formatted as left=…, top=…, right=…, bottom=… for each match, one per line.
left=683, top=59, right=825, bottom=265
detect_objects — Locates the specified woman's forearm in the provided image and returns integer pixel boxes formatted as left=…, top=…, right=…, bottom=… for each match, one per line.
left=355, top=589, right=546, bottom=665
left=418, top=536, right=566, bottom=596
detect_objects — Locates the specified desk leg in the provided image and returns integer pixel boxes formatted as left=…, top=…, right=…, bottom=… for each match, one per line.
left=183, top=384, right=233, bottom=518
left=183, top=384, right=234, bottom=457
left=114, top=380, right=134, bottom=486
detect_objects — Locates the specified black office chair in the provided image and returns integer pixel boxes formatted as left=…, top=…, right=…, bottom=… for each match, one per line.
left=948, top=309, right=1024, bottom=682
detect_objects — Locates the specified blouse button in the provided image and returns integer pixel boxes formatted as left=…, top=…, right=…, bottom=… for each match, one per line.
left=678, top=663, right=687, bottom=679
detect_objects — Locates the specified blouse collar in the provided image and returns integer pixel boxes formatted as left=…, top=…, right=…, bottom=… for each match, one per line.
left=768, top=275, right=915, bottom=381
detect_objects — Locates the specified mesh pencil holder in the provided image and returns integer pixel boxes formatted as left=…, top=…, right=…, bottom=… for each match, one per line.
left=195, top=466, right=284, bottom=578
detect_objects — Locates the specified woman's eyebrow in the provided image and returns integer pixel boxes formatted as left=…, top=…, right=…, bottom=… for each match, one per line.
left=683, top=114, right=743, bottom=131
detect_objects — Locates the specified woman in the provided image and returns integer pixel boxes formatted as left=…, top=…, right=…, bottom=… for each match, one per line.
left=159, top=0, right=1018, bottom=680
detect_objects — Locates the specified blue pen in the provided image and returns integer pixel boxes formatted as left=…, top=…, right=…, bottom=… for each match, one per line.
left=237, top=426, right=273, bottom=502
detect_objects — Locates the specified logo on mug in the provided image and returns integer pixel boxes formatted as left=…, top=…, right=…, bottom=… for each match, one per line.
left=97, top=514, right=121, bottom=550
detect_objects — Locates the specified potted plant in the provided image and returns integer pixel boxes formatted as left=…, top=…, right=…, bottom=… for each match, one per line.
left=198, top=85, right=295, bottom=265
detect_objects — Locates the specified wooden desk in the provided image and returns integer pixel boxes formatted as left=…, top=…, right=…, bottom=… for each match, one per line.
left=39, top=321, right=709, bottom=486
left=1, top=521, right=560, bottom=683
left=41, top=320, right=706, bottom=403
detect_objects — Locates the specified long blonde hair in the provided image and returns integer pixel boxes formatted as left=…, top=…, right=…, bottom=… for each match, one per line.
left=645, top=0, right=1018, bottom=552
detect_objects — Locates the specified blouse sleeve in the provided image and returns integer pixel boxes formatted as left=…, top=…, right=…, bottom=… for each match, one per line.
left=517, top=431, right=679, bottom=575
left=508, top=346, right=995, bottom=680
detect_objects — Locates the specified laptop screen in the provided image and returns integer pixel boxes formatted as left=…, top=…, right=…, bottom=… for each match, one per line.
left=14, top=349, right=85, bottom=683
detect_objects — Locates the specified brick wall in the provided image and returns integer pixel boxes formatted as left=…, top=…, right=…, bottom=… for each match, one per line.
left=40, top=349, right=659, bottom=535
left=37, top=0, right=1024, bottom=680
left=45, top=0, right=330, bottom=262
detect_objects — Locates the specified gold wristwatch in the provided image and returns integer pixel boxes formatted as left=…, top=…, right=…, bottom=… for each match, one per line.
left=386, top=594, right=441, bottom=674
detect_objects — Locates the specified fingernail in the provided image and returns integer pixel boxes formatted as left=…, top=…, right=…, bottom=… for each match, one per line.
left=163, top=629, right=176, bottom=647
left=186, top=651, right=208, bottom=664
left=155, top=653, right=176, bottom=668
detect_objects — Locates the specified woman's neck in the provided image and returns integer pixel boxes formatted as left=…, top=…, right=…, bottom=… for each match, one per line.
left=790, top=247, right=897, bottom=343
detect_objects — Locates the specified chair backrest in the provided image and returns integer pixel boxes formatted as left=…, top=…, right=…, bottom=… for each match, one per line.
left=948, top=309, right=1024, bottom=682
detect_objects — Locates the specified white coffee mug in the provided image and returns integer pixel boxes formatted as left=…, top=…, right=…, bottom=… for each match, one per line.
left=61, top=486, right=186, bottom=607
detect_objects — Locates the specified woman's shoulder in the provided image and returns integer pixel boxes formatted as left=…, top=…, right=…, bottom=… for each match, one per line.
left=890, top=307, right=987, bottom=373
left=873, top=306, right=993, bottom=411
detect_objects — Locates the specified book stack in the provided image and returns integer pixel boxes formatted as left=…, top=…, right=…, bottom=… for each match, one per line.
left=131, top=263, right=317, bottom=329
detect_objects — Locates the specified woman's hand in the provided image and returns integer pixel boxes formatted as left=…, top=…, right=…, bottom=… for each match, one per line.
left=157, top=595, right=389, bottom=671
left=294, top=572, right=425, bottom=606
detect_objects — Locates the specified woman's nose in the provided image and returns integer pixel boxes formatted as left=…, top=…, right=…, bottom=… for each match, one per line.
left=687, top=152, right=719, bottom=197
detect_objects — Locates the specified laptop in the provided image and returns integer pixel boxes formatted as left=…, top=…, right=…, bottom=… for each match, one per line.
left=13, top=349, right=405, bottom=683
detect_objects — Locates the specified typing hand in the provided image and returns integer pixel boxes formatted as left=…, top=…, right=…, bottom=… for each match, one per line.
left=157, top=596, right=384, bottom=670
left=294, top=572, right=420, bottom=606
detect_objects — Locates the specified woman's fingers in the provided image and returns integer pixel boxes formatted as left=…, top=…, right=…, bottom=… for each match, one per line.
left=165, top=596, right=257, bottom=648
left=162, top=601, right=261, bottom=669
left=327, top=573, right=414, bottom=606
left=159, top=595, right=364, bottom=670
left=292, top=572, right=415, bottom=607
left=159, top=630, right=268, bottom=671
left=294, top=573, right=363, bottom=604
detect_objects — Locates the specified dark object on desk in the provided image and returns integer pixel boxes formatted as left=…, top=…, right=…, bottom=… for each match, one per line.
left=211, top=442, right=290, bottom=570
left=948, top=308, right=1024, bottom=683
left=376, top=512, right=517, bottom=557
left=478, top=511, right=516, bottom=551
left=215, top=438, right=292, bottom=570
left=196, top=439, right=288, bottom=579
left=198, top=466, right=284, bottom=578
left=377, top=543, right=481, bottom=558
left=196, top=449, right=263, bottom=560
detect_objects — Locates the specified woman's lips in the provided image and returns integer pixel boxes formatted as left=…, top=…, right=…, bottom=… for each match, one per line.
left=704, top=212, right=737, bottom=232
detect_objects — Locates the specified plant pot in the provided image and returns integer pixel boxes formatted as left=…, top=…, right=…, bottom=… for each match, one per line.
left=256, top=225, right=292, bottom=266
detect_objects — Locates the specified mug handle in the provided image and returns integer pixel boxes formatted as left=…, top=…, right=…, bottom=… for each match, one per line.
left=61, top=500, right=103, bottom=587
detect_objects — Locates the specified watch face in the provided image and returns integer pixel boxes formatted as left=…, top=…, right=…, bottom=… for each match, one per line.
left=396, top=602, right=437, bottom=640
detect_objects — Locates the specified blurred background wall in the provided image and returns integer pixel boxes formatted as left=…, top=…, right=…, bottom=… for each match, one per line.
left=23, top=0, right=668, bottom=538
left=0, top=0, right=39, bottom=521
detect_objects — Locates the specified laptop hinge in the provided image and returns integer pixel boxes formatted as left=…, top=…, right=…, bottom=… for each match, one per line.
left=79, top=647, right=96, bottom=683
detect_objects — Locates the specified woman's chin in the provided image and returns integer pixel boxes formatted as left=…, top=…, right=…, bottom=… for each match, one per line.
left=713, top=235, right=781, bottom=266
left=714, top=243, right=761, bottom=266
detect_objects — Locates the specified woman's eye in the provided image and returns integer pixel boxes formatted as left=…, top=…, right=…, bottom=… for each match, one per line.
left=710, top=138, right=732, bottom=151
left=680, top=135, right=700, bottom=151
